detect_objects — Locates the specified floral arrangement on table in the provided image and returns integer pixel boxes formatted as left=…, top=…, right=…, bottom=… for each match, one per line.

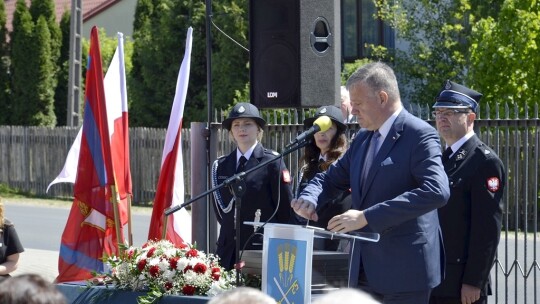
left=101, top=239, right=237, bottom=304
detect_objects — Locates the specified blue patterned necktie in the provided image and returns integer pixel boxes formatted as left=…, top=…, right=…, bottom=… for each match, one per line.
left=361, top=131, right=381, bottom=188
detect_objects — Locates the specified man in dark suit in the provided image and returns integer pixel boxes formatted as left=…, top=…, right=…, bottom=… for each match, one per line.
left=430, top=81, right=505, bottom=304
left=292, top=62, right=450, bottom=303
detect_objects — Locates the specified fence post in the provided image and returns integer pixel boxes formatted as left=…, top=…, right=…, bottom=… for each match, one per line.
left=191, top=122, right=209, bottom=251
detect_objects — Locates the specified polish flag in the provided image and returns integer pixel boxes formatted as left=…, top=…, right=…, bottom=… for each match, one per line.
left=147, top=27, right=193, bottom=245
left=48, top=33, right=131, bottom=225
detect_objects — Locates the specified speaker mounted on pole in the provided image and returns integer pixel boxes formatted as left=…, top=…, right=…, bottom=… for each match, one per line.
left=249, top=0, right=341, bottom=109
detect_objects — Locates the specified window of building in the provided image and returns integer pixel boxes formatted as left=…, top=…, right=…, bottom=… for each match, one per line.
left=341, top=0, right=395, bottom=62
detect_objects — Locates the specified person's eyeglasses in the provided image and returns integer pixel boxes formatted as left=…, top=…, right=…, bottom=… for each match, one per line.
left=431, top=109, right=471, bottom=119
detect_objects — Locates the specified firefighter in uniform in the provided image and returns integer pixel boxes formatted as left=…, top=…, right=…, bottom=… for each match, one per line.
left=293, top=105, right=352, bottom=250
left=211, top=102, right=293, bottom=270
left=430, top=81, right=505, bottom=304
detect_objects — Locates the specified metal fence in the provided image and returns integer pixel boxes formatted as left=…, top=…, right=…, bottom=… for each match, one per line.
left=0, top=104, right=538, bottom=302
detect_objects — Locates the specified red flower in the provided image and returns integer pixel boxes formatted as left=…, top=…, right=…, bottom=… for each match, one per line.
left=164, top=282, right=173, bottom=290
left=193, top=263, right=207, bottom=274
left=142, top=242, right=149, bottom=248
left=178, top=242, right=188, bottom=249
left=169, top=257, right=179, bottom=269
left=182, top=285, right=196, bottom=295
left=211, top=267, right=221, bottom=281
left=183, top=265, right=193, bottom=273
left=137, top=259, right=147, bottom=271
left=147, top=247, right=156, bottom=258
left=186, top=249, right=198, bottom=258
left=149, top=265, right=160, bottom=277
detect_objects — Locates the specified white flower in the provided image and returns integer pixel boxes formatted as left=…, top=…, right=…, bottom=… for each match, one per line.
left=102, top=240, right=236, bottom=300
left=177, top=257, right=189, bottom=270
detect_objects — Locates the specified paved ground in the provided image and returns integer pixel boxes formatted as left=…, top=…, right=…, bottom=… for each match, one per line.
left=12, top=248, right=59, bottom=282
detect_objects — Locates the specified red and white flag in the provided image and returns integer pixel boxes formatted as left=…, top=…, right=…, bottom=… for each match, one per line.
left=147, top=27, right=193, bottom=245
left=48, top=33, right=131, bottom=225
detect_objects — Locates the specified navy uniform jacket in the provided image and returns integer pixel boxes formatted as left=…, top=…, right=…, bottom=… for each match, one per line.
left=432, top=135, right=504, bottom=297
left=211, top=143, right=293, bottom=269
left=300, top=109, right=450, bottom=294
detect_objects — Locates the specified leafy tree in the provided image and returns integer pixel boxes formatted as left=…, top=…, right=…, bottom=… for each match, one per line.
left=0, top=1, right=10, bottom=125
left=10, top=0, right=35, bottom=125
left=468, top=0, right=540, bottom=113
left=129, top=0, right=249, bottom=127
left=210, top=0, right=249, bottom=113
left=374, top=0, right=504, bottom=105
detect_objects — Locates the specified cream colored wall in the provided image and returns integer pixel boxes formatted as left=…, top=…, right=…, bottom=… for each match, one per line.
left=82, top=0, right=137, bottom=40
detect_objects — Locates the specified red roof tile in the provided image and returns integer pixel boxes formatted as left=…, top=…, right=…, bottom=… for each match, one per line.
left=4, top=0, right=120, bottom=32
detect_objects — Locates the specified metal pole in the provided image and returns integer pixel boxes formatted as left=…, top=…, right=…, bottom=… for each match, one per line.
left=204, top=0, right=220, bottom=253
left=191, top=122, right=209, bottom=252
left=67, top=0, right=82, bottom=127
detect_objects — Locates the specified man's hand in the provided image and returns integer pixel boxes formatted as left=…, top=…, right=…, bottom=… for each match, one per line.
left=291, top=198, right=318, bottom=221
left=327, top=210, right=367, bottom=233
left=461, top=283, right=481, bottom=304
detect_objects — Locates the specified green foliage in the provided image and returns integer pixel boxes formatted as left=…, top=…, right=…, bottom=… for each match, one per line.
left=54, top=11, right=70, bottom=126
left=0, top=0, right=10, bottom=125
left=468, top=0, right=540, bottom=113
left=10, top=0, right=35, bottom=125
left=9, top=0, right=60, bottom=126
left=130, top=0, right=187, bottom=127
left=129, top=0, right=250, bottom=127
left=31, top=16, right=56, bottom=126
left=210, top=0, right=249, bottom=116
left=374, top=0, right=504, bottom=105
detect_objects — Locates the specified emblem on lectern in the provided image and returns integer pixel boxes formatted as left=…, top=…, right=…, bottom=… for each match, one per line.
left=269, top=241, right=304, bottom=304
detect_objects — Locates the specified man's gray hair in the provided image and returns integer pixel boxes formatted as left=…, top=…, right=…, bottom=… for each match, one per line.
left=207, top=287, right=276, bottom=304
left=345, top=62, right=401, bottom=102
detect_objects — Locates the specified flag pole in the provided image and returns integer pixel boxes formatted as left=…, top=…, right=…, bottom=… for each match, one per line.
left=161, top=214, right=168, bottom=240
left=111, top=185, right=124, bottom=247
left=128, top=195, right=133, bottom=246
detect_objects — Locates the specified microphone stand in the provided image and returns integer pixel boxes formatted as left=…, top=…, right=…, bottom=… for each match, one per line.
left=164, top=139, right=310, bottom=286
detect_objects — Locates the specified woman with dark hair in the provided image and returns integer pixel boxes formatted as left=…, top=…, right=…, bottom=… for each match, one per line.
left=294, top=105, right=352, bottom=250
left=0, top=197, right=24, bottom=282
left=211, top=102, right=294, bottom=269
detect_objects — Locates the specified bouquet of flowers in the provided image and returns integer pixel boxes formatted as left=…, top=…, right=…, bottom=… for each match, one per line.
left=103, top=239, right=236, bottom=304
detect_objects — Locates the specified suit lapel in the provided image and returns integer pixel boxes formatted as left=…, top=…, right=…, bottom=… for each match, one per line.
left=360, top=111, right=406, bottom=201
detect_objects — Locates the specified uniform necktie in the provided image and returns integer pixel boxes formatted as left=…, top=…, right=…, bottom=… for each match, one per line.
left=236, top=156, right=248, bottom=173
left=442, top=147, right=452, bottom=163
left=361, top=131, right=381, bottom=188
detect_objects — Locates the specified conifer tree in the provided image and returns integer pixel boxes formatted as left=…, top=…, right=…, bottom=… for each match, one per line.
left=10, top=0, right=35, bottom=125
left=30, top=16, right=56, bottom=126
left=54, top=11, right=70, bottom=126
left=0, top=1, right=10, bottom=125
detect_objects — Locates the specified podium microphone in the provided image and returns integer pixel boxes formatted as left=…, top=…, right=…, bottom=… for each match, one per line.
left=287, top=115, right=332, bottom=148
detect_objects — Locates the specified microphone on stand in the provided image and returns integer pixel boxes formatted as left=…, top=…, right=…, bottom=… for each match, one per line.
left=286, top=115, right=332, bottom=148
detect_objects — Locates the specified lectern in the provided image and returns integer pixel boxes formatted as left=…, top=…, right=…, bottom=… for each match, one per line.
left=243, top=223, right=379, bottom=303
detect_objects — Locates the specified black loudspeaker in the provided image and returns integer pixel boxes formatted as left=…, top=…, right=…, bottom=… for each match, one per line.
left=249, top=0, right=341, bottom=108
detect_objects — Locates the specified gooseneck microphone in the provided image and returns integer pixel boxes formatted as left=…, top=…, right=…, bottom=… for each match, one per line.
left=286, top=115, right=332, bottom=148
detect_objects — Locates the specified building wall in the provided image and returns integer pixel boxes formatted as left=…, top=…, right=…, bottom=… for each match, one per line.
left=82, top=0, right=137, bottom=39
